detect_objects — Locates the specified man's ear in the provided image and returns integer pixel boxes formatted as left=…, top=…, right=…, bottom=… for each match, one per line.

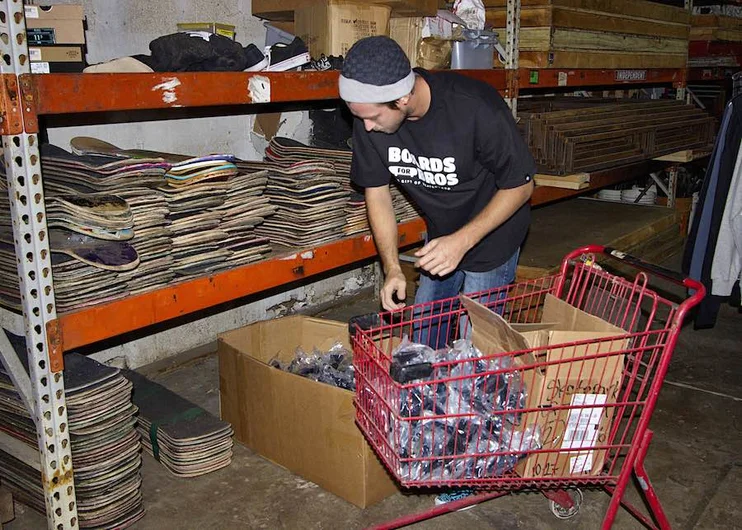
left=396, top=94, right=412, bottom=108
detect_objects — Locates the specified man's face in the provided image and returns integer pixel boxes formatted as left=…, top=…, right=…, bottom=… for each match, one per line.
left=347, top=102, right=407, bottom=134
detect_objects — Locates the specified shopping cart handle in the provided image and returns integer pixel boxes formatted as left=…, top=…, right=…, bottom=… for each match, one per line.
left=565, top=245, right=704, bottom=291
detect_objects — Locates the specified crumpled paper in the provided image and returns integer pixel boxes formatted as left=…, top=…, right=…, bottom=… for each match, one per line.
left=453, top=0, right=485, bottom=30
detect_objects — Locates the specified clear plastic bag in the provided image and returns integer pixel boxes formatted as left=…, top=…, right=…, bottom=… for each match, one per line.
left=271, top=342, right=356, bottom=391
left=389, top=338, right=541, bottom=481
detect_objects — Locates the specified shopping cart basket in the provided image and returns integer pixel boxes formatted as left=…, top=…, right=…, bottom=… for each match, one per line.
left=351, top=245, right=705, bottom=530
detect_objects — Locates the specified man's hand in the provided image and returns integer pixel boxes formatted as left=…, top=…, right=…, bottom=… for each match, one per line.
left=380, top=267, right=407, bottom=311
left=414, top=234, right=470, bottom=277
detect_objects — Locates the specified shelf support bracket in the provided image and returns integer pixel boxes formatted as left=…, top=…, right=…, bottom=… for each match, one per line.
left=0, top=331, right=35, bottom=422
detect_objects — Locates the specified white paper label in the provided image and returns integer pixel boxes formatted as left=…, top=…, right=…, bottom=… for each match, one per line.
left=558, top=71, right=568, bottom=86
left=248, top=75, right=271, bottom=103
left=24, top=6, right=40, bottom=18
left=570, top=452, right=593, bottom=474
left=31, top=62, right=50, bottom=74
left=29, top=48, right=42, bottom=62
left=562, top=393, right=606, bottom=449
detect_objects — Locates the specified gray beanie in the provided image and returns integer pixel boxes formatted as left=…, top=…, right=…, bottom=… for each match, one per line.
left=339, top=36, right=415, bottom=104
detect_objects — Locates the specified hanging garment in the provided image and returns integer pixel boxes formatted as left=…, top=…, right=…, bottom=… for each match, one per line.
left=682, top=95, right=742, bottom=328
left=710, top=141, right=742, bottom=296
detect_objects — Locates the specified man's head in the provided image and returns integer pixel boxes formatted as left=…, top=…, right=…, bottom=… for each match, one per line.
left=339, top=36, right=415, bottom=134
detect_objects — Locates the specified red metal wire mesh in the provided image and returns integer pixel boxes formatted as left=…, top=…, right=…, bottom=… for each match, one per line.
left=352, top=259, right=679, bottom=490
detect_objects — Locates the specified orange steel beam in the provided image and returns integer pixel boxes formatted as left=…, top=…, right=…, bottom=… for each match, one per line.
left=55, top=218, right=427, bottom=350
left=24, top=71, right=341, bottom=114
left=519, top=68, right=685, bottom=89
left=25, top=70, right=509, bottom=116
left=0, top=74, right=24, bottom=135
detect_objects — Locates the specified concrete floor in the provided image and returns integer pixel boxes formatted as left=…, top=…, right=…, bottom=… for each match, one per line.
left=6, top=262, right=742, bottom=530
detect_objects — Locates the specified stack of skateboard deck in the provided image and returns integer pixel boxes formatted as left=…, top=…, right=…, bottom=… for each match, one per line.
left=256, top=159, right=350, bottom=247
left=113, top=188, right=176, bottom=294
left=265, top=137, right=420, bottom=236
left=68, top=137, right=275, bottom=278
left=123, top=370, right=234, bottom=477
left=210, top=171, right=276, bottom=270
left=39, top=144, right=174, bottom=311
left=0, top=338, right=145, bottom=529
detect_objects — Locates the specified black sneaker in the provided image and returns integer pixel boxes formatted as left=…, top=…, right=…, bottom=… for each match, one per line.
left=304, top=54, right=344, bottom=71
left=244, top=43, right=268, bottom=72
left=266, top=37, right=311, bottom=71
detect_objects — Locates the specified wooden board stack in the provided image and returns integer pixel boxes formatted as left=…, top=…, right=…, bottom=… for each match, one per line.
left=486, top=0, right=690, bottom=69
left=520, top=99, right=715, bottom=174
left=691, top=14, right=742, bottom=43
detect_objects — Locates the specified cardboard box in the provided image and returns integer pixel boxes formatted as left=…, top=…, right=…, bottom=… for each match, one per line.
left=29, top=45, right=83, bottom=63
left=461, top=293, right=628, bottom=480
left=30, top=45, right=85, bottom=74
left=295, top=1, right=391, bottom=57
left=218, top=315, right=399, bottom=508
left=253, top=0, right=437, bottom=21
left=25, top=5, right=85, bottom=45
left=390, top=17, right=424, bottom=65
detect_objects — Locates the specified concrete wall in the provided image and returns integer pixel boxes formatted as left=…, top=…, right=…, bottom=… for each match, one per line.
left=44, top=0, right=312, bottom=158
left=37, top=1, right=373, bottom=367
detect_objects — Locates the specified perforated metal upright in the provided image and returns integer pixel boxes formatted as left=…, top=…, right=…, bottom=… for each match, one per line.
left=0, top=1, right=78, bottom=528
left=504, top=0, right=521, bottom=117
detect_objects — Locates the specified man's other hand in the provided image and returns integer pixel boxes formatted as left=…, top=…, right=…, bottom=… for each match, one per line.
left=414, top=235, right=468, bottom=277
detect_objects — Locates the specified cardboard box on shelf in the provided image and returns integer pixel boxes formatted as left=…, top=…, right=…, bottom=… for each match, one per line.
left=217, top=315, right=400, bottom=508
left=253, top=0, right=437, bottom=21
left=295, top=1, right=391, bottom=57
left=25, top=4, right=85, bottom=45
left=461, top=293, right=628, bottom=480
left=390, top=17, right=424, bottom=65
left=30, top=45, right=85, bottom=74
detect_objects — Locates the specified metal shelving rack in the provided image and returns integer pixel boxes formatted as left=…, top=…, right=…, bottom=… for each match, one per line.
left=0, top=0, right=701, bottom=527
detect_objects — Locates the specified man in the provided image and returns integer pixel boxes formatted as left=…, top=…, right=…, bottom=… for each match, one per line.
left=340, top=36, right=535, bottom=350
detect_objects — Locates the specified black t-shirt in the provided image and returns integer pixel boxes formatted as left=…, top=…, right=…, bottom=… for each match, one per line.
left=350, top=69, right=536, bottom=272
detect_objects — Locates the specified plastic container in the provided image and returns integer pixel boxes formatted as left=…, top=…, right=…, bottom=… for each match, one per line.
left=451, top=29, right=499, bottom=70
left=264, top=21, right=295, bottom=48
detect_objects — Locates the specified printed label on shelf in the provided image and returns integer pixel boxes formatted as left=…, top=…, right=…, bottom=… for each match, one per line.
left=24, top=5, right=40, bottom=18
left=615, top=70, right=647, bottom=82
left=31, top=62, right=50, bottom=74
left=558, top=71, right=568, bottom=86
left=570, top=452, right=593, bottom=474
left=29, top=47, right=42, bottom=62
left=561, top=393, right=606, bottom=450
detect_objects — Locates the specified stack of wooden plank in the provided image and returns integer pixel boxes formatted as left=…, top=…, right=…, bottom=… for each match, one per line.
left=520, top=100, right=715, bottom=174
left=486, top=0, right=690, bottom=69
left=691, top=14, right=742, bottom=43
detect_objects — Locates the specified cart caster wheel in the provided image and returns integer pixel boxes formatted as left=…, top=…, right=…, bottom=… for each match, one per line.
left=549, top=488, right=583, bottom=519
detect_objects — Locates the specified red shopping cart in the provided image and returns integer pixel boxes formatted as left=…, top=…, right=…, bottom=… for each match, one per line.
left=351, top=245, right=705, bottom=530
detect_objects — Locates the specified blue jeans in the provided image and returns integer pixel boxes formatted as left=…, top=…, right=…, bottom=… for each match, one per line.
left=412, top=249, right=520, bottom=349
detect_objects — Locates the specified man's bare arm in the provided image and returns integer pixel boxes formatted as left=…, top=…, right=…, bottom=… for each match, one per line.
left=366, top=185, right=407, bottom=310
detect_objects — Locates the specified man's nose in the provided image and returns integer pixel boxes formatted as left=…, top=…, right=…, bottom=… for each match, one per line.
left=363, top=119, right=375, bottom=132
